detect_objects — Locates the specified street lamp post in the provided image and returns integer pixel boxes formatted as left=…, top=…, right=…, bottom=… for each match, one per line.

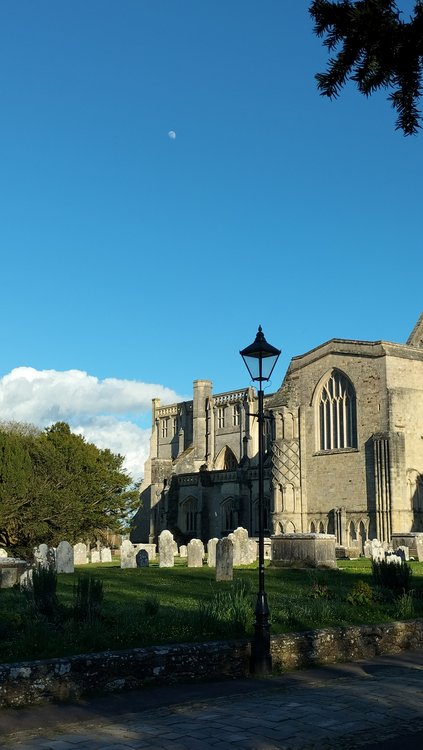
left=240, top=326, right=281, bottom=676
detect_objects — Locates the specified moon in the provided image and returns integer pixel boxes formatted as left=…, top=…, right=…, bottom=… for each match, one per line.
left=168, top=130, right=176, bottom=140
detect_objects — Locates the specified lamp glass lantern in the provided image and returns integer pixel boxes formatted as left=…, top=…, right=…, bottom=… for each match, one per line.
left=240, top=325, right=281, bottom=384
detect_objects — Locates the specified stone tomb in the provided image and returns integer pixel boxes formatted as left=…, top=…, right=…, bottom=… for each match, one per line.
left=216, top=537, right=233, bottom=581
left=0, top=558, right=29, bottom=589
left=391, top=533, right=423, bottom=561
left=271, top=533, right=336, bottom=569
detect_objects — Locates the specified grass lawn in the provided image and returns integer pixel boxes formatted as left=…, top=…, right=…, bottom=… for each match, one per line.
left=1, top=558, right=423, bottom=663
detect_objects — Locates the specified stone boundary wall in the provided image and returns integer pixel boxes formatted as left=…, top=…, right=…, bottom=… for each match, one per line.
left=1, top=619, right=423, bottom=708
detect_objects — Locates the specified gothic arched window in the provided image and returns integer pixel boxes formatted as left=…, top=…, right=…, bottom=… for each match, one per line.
left=182, top=497, right=197, bottom=533
left=318, top=370, right=357, bottom=450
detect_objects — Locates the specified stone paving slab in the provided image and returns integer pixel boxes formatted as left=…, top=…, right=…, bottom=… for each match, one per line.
left=2, top=652, right=423, bottom=749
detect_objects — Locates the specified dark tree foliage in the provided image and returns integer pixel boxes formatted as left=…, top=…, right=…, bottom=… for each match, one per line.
left=309, top=1, right=423, bottom=134
left=0, top=422, right=139, bottom=553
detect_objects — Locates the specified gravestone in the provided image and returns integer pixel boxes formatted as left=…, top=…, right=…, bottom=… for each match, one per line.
left=216, top=537, right=233, bottom=581
left=386, top=553, right=402, bottom=565
left=0, top=549, right=7, bottom=558
left=207, top=538, right=219, bottom=567
left=136, top=549, right=149, bottom=567
left=74, top=542, right=88, bottom=565
left=187, top=539, right=204, bottom=567
left=249, top=539, right=258, bottom=563
left=364, top=540, right=372, bottom=559
left=56, top=541, right=74, bottom=573
left=20, top=568, right=33, bottom=590
left=100, top=547, right=112, bottom=563
left=173, top=540, right=179, bottom=556
left=159, top=530, right=175, bottom=568
left=34, top=543, right=50, bottom=569
left=179, top=545, right=187, bottom=558
left=396, top=545, right=410, bottom=561
left=120, top=539, right=136, bottom=568
left=91, top=549, right=100, bottom=564
left=227, top=532, right=240, bottom=566
left=233, top=527, right=253, bottom=565
left=370, top=539, right=385, bottom=562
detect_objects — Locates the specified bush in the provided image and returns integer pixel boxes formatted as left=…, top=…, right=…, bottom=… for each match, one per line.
left=346, top=580, right=373, bottom=606
left=395, top=591, right=414, bottom=619
left=73, top=575, right=104, bottom=624
left=30, top=566, right=62, bottom=622
left=372, top=559, right=412, bottom=594
left=198, top=579, right=253, bottom=636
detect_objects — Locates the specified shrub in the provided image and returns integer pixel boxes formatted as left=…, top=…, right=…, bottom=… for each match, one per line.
left=30, top=566, right=62, bottom=621
left=198, top=579, right=253, bottom=636
left=372, top=558, right=412, bottom=594
left=346, top=580, right=373, bottom=606
left=73, top=575, right=104, bottom=624
left=395, top=591, right=414, bottom=619
left=310, top=581, right=331, bottom=599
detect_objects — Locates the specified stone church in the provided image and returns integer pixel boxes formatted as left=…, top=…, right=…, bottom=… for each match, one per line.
left=131, top=314, right=423, bottom=552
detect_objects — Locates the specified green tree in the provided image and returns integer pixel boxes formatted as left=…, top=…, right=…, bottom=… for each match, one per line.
left=309, top=1, right=423, bottom=134
left=0, top=421, right=139, bottom=553
left=0, top=430, right=33, bottom=547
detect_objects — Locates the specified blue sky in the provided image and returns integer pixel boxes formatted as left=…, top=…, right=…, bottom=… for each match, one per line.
left=0, top=1, right=421, bottom=477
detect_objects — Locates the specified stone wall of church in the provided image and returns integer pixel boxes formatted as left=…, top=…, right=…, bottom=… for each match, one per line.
left=280, top=346, right=388, bottom=530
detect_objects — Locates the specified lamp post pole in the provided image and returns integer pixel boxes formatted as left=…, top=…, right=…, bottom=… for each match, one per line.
left=240, top=326, right=280, bottom=677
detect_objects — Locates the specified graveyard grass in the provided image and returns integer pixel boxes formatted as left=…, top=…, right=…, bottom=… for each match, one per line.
left=1, top=558, right=423, bottom=663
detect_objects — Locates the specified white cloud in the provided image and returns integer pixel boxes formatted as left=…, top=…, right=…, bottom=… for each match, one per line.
left=0, top=367, right=184, bottom=481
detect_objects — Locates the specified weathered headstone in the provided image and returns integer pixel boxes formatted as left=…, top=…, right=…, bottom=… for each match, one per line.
left=0, top=548, right=7, bottom=558
left=187, top=538, right=204, bottom=567
left=173, top=540, right=179, bottom=556
left=395, top=545, right=410, bottom=562
left=364, top=540, right=372, bottom=559
left=370, top=539, right=385, bottom=562
left=207, top=538, right=219, bottom=567
left=136, top=549, right=149, bottom=567
left=100, top=547, right=112, bottom=563
left=20, top=568, right=33, bottom=590
left=159, top=530, right=175, bottom=568
left=91, top=549, right=101, bottom=564
left=216, top=537, right=233, bottom=581
left=56, top=541, right=74, bottom=574
left=233, top=527, right=252, bottom=565
left=74, top=542, right=88, bottom=565
left=386, top=553, right=402, bottom=565
left=120, top=539, right=136, bottom=568
left=249, top=539, right=258, bottom=563
left=34, top=543, right=50, bottom=569
left=179, top=545, right=187, bottom=558
left=227, top=532, right=240, bottom=566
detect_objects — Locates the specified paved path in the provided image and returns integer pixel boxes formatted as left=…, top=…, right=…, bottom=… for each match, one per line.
left=2, top=651, right=423, bottom=749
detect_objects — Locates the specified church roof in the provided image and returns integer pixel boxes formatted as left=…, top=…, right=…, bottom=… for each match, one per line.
left=407, top=312, right=423, bottom=348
